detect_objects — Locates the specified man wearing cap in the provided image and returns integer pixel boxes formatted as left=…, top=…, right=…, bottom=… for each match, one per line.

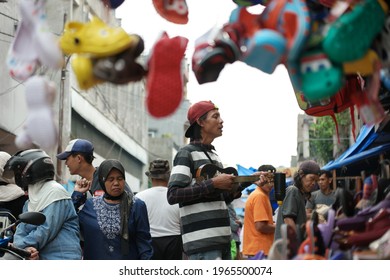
left=274, top=160, right=321, bottom=247
left=135, top=159, right=183, bottom=260
left=167, top=100, right=255, bottom=260
left=56, top=139, right=102, bottom=197
left=57, top=139, right=131, bottom=210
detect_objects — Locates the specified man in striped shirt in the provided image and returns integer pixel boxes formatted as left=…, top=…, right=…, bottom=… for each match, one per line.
left=167, top=100, right=255, bottom=260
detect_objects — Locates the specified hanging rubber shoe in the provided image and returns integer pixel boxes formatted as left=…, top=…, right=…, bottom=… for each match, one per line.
left=146, top=32, right=188, bottom=117
left=268, top=224, right=298, bottom=259
left=103, top=0, right=125, bottom=9
left=192, top=25, right=242, bottom=84
left=71, top=54, right=103, bottom=90
left=59, top=16, right=133, bottom=57
left=93, top=35, right=147, bottom=84
left=343, top=50, right=380, bottom=76
left=323, top=0, right=388, bottom=63
left=233, top=0, right=266, bottom=6
left=260, top=0, right=311, bottom=62
left=214, top=23, right=243, bottom=64
left=229, top=6, right=286, bottom=74
left=192, top=44, right=231, bottom=84
left=241, top=29, right=287, bottom=74
left=300, top=48, right=344, bottom=102
left=152, top=0, right=189, bottom=24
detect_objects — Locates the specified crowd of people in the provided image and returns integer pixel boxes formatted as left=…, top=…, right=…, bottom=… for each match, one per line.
left=1, top=100, right=389, bottom=260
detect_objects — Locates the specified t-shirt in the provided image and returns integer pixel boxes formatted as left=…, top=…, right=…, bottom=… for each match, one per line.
left=274, top=186, right=306, bottom=242
left=243, top=187, right=274, bottom=256
left=306, top=189, right=336, bottom=210
left=135, top=187, right=181, bottom=237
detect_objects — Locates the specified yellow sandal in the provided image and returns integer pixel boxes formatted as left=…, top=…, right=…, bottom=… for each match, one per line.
left=60, top=16, right=134, bottom=57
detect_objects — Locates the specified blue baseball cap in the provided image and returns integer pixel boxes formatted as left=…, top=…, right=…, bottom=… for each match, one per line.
left=56, top=139, right=94, bottom=160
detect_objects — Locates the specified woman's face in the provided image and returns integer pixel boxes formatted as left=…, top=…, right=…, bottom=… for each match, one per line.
left=301, top=174, right=319, bottom=193
left=104, top=168, right=125, bottom=197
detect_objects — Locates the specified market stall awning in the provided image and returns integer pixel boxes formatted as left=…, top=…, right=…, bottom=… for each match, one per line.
left=322, top=124, right=390, bottom=176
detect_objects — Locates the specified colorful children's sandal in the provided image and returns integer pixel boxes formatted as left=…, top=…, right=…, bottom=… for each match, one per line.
left=103, top=0, right=125, bottom=9
left=93, top=35, right=147, bottom=84
left=322, top=0, right=388, bottom=63
left=300, top=48, right=344, bottom=101
left=260, top=0, right=311, bottom=62
left=228, top=6, right=286, bottom=74
left=152, top=0, right=189, bottom=24
left=59, top=16, right=134, bottom=57
left=233, top=0, right=266, bottom=6
left=146, top=33, right=189, bottom=117
left=191, top=26, right=237, bottom=84
left=241, top=29, right=287, bottom=74
left=71, top=54, right=103, bottom=90
left=192, top=44, right=231, bottom=84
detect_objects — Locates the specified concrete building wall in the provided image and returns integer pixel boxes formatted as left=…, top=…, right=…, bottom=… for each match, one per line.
left=0, top=0, right=150, bottom=192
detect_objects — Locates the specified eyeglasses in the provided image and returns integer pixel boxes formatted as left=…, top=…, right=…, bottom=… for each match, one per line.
left=106, top=176, right=124, bottom=183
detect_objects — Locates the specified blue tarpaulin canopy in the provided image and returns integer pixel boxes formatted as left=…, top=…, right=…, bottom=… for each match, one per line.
left=322, top=124, right=390, bottom=176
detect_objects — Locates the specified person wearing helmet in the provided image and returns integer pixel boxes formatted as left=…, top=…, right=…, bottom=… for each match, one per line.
left=274, top=160, right=320, bottom=247
left=77, top=159, right=153, bottom=259
left=2, top=149, right=82, bottom=260
left=135, top=159, right=183, bottom=260
left=0, top=151, right=28, bottom=223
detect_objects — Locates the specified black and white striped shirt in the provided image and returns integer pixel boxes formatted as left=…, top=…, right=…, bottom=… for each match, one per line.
left=167, top=143, right=234, bottom=255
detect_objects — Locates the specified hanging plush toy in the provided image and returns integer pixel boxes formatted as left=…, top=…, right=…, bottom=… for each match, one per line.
left=15, top=76, right=58, bottom=151
left=7, top=0, right=63, bottom=81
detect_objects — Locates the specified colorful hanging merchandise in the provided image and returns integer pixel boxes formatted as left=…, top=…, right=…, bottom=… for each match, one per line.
left=15, top=76, right=58, bottom=151
left=59, top=16, right=144, bottom=90
left=233, top=0, right=265, bottom=6
left=102, top=0, right=126, bottom=9
left=146, top=32, right=188, bottom=118
left=192, top=24, right=242, bottom=84
left=92, top=35, right=147, bottom=84
left=294, top=75, right=361, bottom=142
left=6, top=0, right=63, bottom=81
left=59, top=16, right=134, bottom=57
left=152, top=0, right=189, bottom=24
left=322, top=0, right=388, bottom=64
left=229, top=6, right=286, bottom=75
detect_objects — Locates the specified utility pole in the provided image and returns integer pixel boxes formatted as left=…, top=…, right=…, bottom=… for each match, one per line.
left=56, top=12, right=67, bottom=182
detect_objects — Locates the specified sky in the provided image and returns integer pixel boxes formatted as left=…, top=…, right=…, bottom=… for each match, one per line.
left=116, top=1, right=304, bottom=169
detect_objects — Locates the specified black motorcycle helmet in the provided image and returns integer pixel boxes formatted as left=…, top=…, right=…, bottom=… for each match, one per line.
left=2, top=149, right=55, bottom=190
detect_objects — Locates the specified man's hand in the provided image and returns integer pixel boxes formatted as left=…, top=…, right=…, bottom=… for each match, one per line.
left=211, top=173, right=236, bottom=191
left=74, top=178, right=91, bottom=193
left=25, top=246, right=39, bottom=260
left=253, top=171, right=274, bottom=187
